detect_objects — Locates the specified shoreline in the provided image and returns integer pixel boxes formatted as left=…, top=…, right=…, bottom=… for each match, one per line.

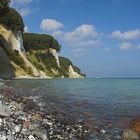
left=0, top=80, right=93, bottom=139
left=1, top=76, right=86, bottom=81
left=0, top=80, right=140, bottom=140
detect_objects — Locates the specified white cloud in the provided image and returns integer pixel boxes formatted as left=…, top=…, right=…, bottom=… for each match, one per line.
left=72, top=48, right=86, bottom=57
left=62, top=24, right=98, bottom=43
left=11, top=0, right=39, bottom=17
left=53, top=24, right=102, bottom=47
left=119, top=42, right=133, bottom=50
left=18, top=7, right=39, bottom=16
left=112, top=29, right=140, bottom=40
left=11, top=0, right=33, bottom=6
left=40, top=19, right=63, bottom=32
left=18, top=7, right=31, bottom=16
left=136, top=44, right=140, bottom=49
left=104, top=47, right=111, bottom=51
left=72, top=48, right=84, bottom=53
left=24, top=26, right=29, bottom=32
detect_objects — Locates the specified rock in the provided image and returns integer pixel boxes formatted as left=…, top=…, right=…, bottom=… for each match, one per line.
left=22, top=121, right=31, bottom=129
left=100, top=129, right=106, bottom=134
left=0, top=104, right=11, bottom=117
left=32, top=113, right=43, bottom=121
left=14, top=124, right=22, bottom=133
left=35, top=129, right=48, bottom=140
left=28, top=135, right=35, bottom=140
left=23, top=99, right=40, bottom=112
left=20, top=128, right=30, bottom=136
left=29, top=123, right=39, bottom=131
left=9, top=101, right=22, bottom=111
left=43, top=119, right=53, bottom=127
left=122, top=129, right=139, bottom=140
left=85, top=119, right=95, bottom=129
left=131, top=117, right=140, bottom=134
left=0, top=135, right=7, bottom=140
left=0, top=81, right=4, bottom=87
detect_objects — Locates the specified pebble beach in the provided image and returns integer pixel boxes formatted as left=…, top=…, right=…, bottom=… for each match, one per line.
left=0, top=80, right=140, bottom=140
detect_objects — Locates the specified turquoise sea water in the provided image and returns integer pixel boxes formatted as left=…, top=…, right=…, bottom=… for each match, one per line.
left=8, top=78, right=140, bottom=127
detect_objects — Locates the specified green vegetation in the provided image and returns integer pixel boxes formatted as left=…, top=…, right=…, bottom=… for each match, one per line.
left=0, top=45, right=32, bottom=75
left=23, top=33, right=61, bottom=52
left=0, top=0, right=10, bottom=14
left=0, top=0, right=24, bottom=31
left=59, top=57, right=72, bottom=71
left=27, top=50, right=66, bottom=77
left=59, top=57, right=86, bottom=77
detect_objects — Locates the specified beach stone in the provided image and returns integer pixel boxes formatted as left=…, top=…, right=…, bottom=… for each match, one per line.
left=0, top=104, right=11, bottom=117
left=9, top=101, right=22, bottom=111
left=22, top=121, right=31, bottom=129
left=35, top=129, right=48, bottom=140
left=131, top=117, right=140, bottom=134
left=32, top=113, right=43, bottom=121
left=28, top=135, right=35, bottom=140
left=122, top=129, right=139, bottom=140
left=23, top=99, right=40, bottom=112
left=0, top=135, right=7, bottom=140
left=0, top=81, right=4, bottom=87
left=6, top=135, right=15, bottom=140
left=29, top=123, right=39, bottom=131
left=14, top=124, right=22, bottom=133
left=85, top=119, right=95, bottom=129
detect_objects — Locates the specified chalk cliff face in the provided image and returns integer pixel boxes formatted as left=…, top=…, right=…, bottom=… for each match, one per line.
left=49, top=48, right=60, bottom=67
left=0, top=24, right=85, bottom=79
left=0, top=25, right=25, bottom=52
left=0, top=25, right=49, bottom=78
left=67, top=65, right=84, bottom=78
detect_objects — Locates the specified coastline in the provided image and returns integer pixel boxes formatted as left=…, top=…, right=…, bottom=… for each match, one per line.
left=0, top=80, right=140, bottom=140
left=12, top=76, right=53, bottom=80
left=0, top=80, right=93, bottom=140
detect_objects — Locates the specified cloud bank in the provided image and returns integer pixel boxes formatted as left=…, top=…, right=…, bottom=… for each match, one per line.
left=112, top=29, right=140, bottom=40
left=40, top=19, right=64, bottom=32
left=10, top=0, right=38, bottom=17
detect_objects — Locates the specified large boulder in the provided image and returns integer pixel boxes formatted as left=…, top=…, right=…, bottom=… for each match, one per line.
left=0, top=104, right=11, bottom=117
left=131, top=116, right=140, bottom=134
left=122, top=129, right=139, bottom=140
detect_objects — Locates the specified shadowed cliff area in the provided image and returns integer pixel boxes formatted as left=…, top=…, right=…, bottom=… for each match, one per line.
left=0, top=35, right=15, bottom=79
left=0, top=47, right=15, bottom=79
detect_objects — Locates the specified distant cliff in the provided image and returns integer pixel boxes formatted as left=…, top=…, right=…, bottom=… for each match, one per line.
left=0, top=1, right=85, bottom=79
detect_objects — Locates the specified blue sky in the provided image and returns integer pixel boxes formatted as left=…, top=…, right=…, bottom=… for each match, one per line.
left=11, top=0, right=140, bottom=77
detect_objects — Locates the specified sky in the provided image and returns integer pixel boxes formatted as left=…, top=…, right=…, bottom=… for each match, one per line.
left=11, top=0, right=140, bottom=78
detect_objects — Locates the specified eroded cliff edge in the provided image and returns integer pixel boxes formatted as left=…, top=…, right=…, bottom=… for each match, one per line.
left=0, top=25, right=85, bottom=79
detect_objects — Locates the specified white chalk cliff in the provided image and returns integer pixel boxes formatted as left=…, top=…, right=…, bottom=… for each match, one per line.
left=49, top=48, right=60, bottom=67
left=0, top=25, right=48, bottom=78
left=0, top=25, right=25, bottom=52
left=67, top=65, right=84, bottom=78
left=0, top=24, right=85, bottom=78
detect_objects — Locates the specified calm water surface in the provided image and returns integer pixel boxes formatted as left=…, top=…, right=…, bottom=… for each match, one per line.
left=8, top=78, right=140, bottom=126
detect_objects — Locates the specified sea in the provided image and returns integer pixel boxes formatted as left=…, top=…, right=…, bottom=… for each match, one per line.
left=7, top=78, right=140, bottom=128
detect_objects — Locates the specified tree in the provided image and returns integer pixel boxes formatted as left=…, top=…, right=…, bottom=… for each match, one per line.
left=0, top=0, right=10, bottom=14
left=23, top=33, right=61, bottom=52
left=0, top=8, right=24, bottom=31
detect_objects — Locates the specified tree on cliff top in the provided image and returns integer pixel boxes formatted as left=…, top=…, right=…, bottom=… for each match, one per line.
left=0, top=0, right=10, bottom=13
left=23, top=33, right=61, bottom=52
left=0, top=8, right=24, bottom=31
left=0, top=0, right=24, bottom=31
